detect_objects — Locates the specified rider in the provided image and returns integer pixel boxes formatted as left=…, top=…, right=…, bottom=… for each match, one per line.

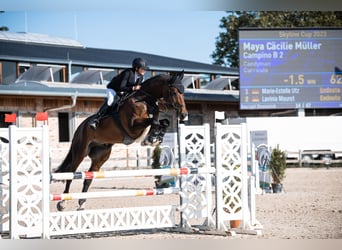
left=89, top=57, right=148, bottom=129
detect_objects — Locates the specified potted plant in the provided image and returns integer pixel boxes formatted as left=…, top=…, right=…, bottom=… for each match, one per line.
left=151, top=145, right=162, bottom=187
left=269, top=145, right=287, bottom=193
left=151, top=145, right=175, bottom=188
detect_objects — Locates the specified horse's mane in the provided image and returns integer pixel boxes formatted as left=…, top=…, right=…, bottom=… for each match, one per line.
left=141, top=73, right=184, bottom=94
left=142, top=74, right=168, bottom=87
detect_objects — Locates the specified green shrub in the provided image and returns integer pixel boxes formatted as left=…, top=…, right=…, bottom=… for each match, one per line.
left=269, top=145, right=287, bottom=184
left=151, top=145, right=161, bottom=169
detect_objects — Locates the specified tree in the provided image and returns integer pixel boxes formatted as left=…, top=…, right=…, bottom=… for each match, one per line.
left=0, top=26, right=9, bottom=31
left=211, top=11, right=342, bottom=68
left=0, top=11, right=9, bottom=31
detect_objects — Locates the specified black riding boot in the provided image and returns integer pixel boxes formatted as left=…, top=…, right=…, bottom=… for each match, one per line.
left=89, top=102, right=110, bottom=130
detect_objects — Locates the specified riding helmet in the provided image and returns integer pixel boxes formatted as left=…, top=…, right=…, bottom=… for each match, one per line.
left=132, top=58, right=148, bottom=70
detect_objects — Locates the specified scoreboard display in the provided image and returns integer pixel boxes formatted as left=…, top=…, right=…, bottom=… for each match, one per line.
left=239, top=28, right=342, bottom=110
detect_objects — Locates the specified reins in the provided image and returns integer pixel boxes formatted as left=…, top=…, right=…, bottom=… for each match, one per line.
left=138, top=88, right=158, bottom=103
left=136, top=75, right=184, bottom=111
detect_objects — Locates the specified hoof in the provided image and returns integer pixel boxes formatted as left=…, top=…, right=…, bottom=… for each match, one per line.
left=77, top=199, right=86, bottom=211
left=57, top=201, right=66, bottom=211
left=150, top=141, right=161, bottom=147
left=141, top=139, right=151, bottom=146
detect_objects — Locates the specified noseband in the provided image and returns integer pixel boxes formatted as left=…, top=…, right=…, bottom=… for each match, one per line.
left=165, top=86, right=185, bottom=111
left=138, top=76, right=185, bottom=111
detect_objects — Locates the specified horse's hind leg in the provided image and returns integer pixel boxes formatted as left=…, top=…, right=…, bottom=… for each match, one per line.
left=57, top=145, right=90, bottom=211
left=77, top=144, right=112, bottom=210
left=56, top=179, right=73, bottom=211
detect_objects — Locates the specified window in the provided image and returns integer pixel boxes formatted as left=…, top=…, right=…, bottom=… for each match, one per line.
left=16, top=64, right=65, bottom=82
left=1, top=61, right=16, bottom=84
left=154, top=71, right=167, bottom=77
left=143, top=70, right=152, bottom=80
left=103, top=70, right=116, bottom=85
left=53, top=69, right=63, bottom=82
left=70, top=65, right=83, bottom=82
left=18, top=62, right=31, bottom=76
left=199, top=74, right=211, bottom=88
left=71, top=68, right=116, bottom=85
left=186, top=113, right=203, bottom=125
left=58, top=113, right=70, bottom=142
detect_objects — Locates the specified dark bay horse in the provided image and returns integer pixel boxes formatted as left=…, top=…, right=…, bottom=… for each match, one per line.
left=54, top=71, right=188, bottom=211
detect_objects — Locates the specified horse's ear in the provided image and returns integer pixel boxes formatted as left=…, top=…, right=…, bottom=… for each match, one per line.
left=169, top=70, right=184, bottom=84
left=178, top=70, right=184, bottom=80
left=170, top=74, right=177, bottom=83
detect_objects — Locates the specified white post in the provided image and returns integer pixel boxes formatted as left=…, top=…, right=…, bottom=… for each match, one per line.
left=9, top=126, right=50, bottom=239
left=297, top=108, right=305, bottom=117
left=249, top=175, right=256, bottom=226
left=9, top=125, right=19, bottom=239
left=214, top=123, right=226, bottom=230
left=178, top=124, right=186, bottom=168
left=41, top=125, right=50, bottom=239
left=203, top=123, right=214, bottom=227
left=240, top=123, right=249, bottom=229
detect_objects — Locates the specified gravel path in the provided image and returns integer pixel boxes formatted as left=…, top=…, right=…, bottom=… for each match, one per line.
left=49, top=167, right=342, bottom=239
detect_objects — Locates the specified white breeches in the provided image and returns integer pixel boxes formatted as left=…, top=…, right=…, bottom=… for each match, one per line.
left=106, top=88, right=117, bottom=106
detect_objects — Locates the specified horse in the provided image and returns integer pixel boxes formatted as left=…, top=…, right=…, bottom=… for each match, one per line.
left=54, top=70, right=188, bottom=211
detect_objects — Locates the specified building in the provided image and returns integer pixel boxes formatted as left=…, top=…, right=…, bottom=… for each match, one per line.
left=1, top=31, right=341, bottom=168
left=0, top=32, right=241, bottom=150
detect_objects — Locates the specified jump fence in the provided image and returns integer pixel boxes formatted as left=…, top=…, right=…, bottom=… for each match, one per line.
left=50, top=187, right=180, bottom=201
left=50, top=167, right=215, bottom=181
left=0, top=124, right=262, bottom=239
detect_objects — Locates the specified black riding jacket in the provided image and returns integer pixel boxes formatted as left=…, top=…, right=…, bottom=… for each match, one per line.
left=107, top=68, right=143, bottom=95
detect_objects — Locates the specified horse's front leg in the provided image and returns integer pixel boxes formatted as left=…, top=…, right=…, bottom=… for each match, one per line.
left=148, top=118, right=170, bottom=145
left=144, top=108, right=162, bottom=145
left=141, top=120, right=160, bottom=146
left=156, top=119, right=170, bottom=143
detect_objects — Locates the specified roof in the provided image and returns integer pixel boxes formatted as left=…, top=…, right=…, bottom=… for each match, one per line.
left=202, top=76, right=239, bottom=90
left=0, top=32, right=238, bottom=75
left=0, top=31, right=83, bottom=47
left=0, top=80, right=239, bottom=103
left=0, top=81, right=106, bottom=98
left=185, top=89, right=239, bottom=103
left=0, top=32, right=240, bottom=103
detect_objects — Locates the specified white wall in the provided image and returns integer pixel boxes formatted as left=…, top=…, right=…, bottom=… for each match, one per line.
left=245, top=116, right=342, bottom=153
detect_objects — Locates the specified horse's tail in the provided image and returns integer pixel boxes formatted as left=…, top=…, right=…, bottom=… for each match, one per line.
left=55, top=119, right=89, bottom=173
left=55, top=147, right=73, bottom=173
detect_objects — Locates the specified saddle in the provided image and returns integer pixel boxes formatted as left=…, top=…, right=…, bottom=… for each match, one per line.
left=98, top=94, right=136, bottom=145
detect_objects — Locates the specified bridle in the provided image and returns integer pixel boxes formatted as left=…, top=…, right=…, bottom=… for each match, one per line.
left=165, top=85, right=185, bottom=111
left=138, top=77, right=185, bottom=111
